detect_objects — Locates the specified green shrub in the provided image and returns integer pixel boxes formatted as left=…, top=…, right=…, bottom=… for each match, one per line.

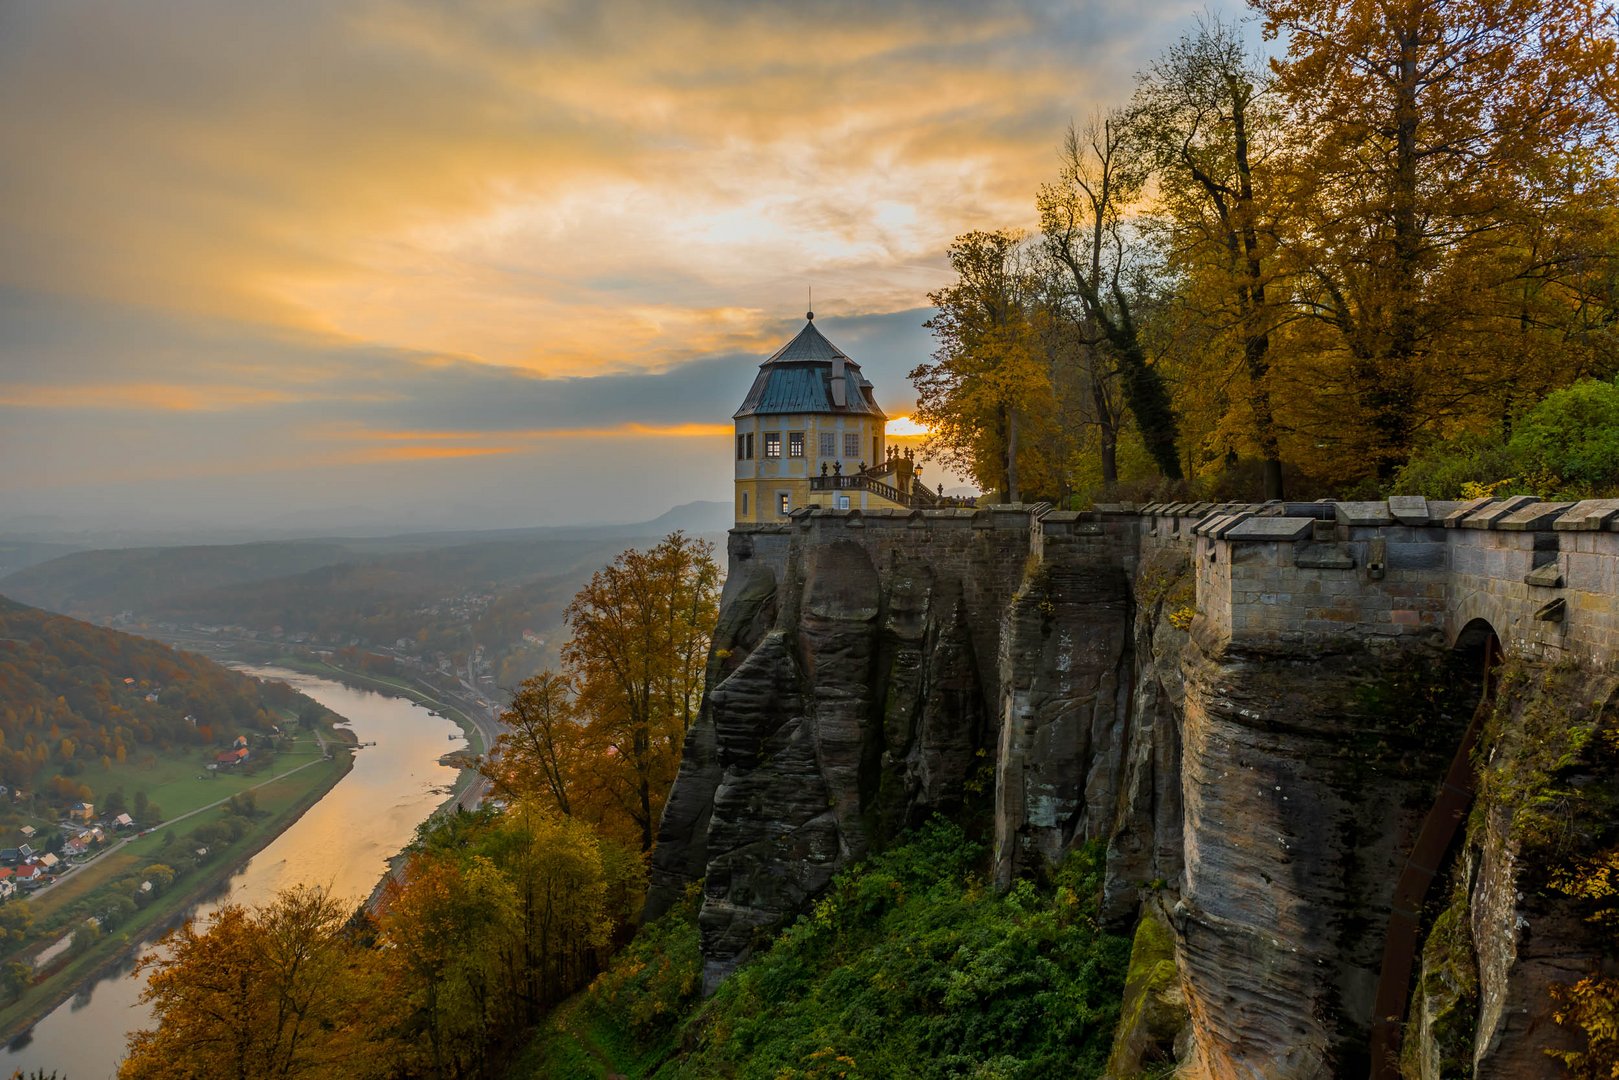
left=1392, top=377, right=1619, bottom=499
left=683, top=820, right=1129, bottom=1079
left=516, top=821, right=1131, bottom=1080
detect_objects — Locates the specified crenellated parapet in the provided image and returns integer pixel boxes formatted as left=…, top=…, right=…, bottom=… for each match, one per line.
left=725, top=495, right=1619, bottom=706
left=1150, top=496, right=1619, bottom=670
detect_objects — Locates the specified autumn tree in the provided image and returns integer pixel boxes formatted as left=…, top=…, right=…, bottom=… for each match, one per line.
left=912, top=230, right=1070, bottom=501
left=1040, top=114, right=1184, bottom=480
left=483, top=671, right=585, bottom=814
left=1134, top=19, right=1288, bottom=497
left=121, top=886, right=379, bottom=1080
left=1253, top=0, right=1619, bottom=477
left=475, top=804, right=623, bottom=1019
left=562, top=532, right=720, bottom=852
left=378, top=853, right=518, bottom=1078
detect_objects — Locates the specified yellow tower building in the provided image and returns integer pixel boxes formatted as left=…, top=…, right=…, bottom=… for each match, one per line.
left=734, top=312, right=936, bottom=524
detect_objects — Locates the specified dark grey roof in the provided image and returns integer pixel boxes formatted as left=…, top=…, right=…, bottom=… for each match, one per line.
left=765, top=320, right=848, bottom=364
left=733, top=319, right=886, bottom=420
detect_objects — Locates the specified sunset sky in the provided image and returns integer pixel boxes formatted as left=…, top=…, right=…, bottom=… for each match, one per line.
left=1, top=0, right=1242, bottom=537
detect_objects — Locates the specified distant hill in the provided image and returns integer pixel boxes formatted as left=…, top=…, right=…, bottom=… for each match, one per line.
left=0, top=502, right=733, bottom=622
left=0, top=594, right=311, bottom=805
left=0, top=541, right=361, bottom=618
left=0, top=541, right=86, bottom=581
left=0, top=502, right=734, bottom=691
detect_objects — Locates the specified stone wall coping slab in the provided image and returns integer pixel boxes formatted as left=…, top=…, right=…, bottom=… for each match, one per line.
left=1437, top=497, right=1495, bottom=526
left=1333, top=501, right=1395, bottom=526
left=1494, top=501, right=1576, bottom=531
left=1456, top=495, right=1538, bottom=529
left=1223, top=517, right=1316, bottom=542
left=1192, top=513, right=1241, bottom=538
left=1387, top=495, right=1430, bottom=524
left=1554, top=499, right=1619, bottom=531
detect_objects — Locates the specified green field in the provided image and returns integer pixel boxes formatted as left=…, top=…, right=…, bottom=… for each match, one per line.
left=0, top=717, right=355, bottom=1044
left=17, top=728, right=331, bottom=831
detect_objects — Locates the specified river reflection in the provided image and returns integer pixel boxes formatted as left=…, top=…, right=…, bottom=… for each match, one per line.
left=0, top=668, right=466, bottom=1079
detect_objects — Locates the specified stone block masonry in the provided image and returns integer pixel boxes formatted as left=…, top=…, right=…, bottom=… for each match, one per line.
left=1150, top=496, right=1619, bottom=671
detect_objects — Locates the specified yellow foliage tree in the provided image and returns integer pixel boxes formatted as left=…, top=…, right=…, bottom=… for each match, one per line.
left=912, top=230, right=1069, bottom=502
left=121, top=886, right=379, bottom=1080
left=378, top=853, right=518, bottom=1078
left=1252, top=0, right=1619, bottom=479
left=483, top=670, right=586, bottom=815
left=561, top=532, right=720, bottom=852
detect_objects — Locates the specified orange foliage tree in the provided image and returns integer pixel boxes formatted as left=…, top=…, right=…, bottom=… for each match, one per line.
left=560, top=532, right=721, bottom=852
left=1252, top=0, right=1619, bottom=479
left=121, top=886, right=380, bottom=1080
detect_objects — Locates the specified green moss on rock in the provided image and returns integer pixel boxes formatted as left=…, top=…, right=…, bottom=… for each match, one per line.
left=1104, top=902, right=1186, bottom=1079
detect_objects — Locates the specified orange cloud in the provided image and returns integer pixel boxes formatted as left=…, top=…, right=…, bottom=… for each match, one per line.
left=345, top=444, right=522, bottom=463
left=0, top=383, right=302, bottom=412
left=328, top=422, right=732, bottom=445
left=0, top=0, right=1213, bottom=384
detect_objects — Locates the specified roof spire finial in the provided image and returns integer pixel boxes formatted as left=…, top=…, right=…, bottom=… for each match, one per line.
left=807, top=286, right=813, bottom=322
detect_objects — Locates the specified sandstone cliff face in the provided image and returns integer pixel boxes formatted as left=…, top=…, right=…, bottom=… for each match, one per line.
left=1174, top=640, right=1472, bottom=1078
left=649, top=508, right=1616, bottom=1075
left=647, top=521, right=1029, bottom=987
left=1404, top=663, right=1619, bottom=1079
left=992, top=550, right=1134, bottom=885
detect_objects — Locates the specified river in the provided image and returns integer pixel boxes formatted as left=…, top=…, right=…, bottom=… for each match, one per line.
left=0, top=668, right=468, bottom=1079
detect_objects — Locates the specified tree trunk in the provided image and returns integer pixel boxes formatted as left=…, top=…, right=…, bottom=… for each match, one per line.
left=1372, top=25, right=1424, bottom=478
left=1230, top=89, right=1283, bottom=500
left=1111, top=330, right=1183, bottom=479
left=1006, top=405, right=1020, bottom=503
left=1059, top=253, right=1182, bottom=479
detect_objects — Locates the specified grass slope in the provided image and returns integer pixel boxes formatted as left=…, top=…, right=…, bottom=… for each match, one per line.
left=516, top=822, right=1130, bottom=1080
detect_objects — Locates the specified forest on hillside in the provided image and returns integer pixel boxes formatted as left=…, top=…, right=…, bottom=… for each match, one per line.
left=0, top=596, right=307, bottom=803
left=914, top=6, right=1619, bottom=506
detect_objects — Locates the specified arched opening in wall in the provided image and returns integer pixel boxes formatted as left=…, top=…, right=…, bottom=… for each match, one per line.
left=1368, top=618, right=1502, bottom=1080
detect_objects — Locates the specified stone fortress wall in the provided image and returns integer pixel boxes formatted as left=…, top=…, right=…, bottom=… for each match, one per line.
left=1155, top=494, right=1619, bottom=670
left=659, top=495, right=1619, bottom=1076
left=733, top=493, right=1619, bottom=671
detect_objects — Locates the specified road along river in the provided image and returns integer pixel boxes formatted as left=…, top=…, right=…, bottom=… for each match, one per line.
left=0, top=667, right=470, bottom=1079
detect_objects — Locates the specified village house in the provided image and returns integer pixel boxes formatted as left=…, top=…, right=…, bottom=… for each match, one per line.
left=69, top=802, right=94, bottom=823
left=114, top=813, right=134, bottom=829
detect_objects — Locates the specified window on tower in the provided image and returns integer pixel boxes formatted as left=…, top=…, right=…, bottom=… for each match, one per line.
left=736, top=434, right=746, bottom=460
left=818, top=432, right=835, bottom=457
left=764, top=433, right=781, bottom=458
left=843, top=432, right=860, bottom=457
left=788, top=432, right=804, bottom=458
left=746, top=433, right=754, bottom=459
left=777, top=492, right=790, bottom=515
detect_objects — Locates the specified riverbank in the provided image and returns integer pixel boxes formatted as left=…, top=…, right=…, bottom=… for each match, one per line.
left=0, top=735, right=355, bottom=1045
left=270, top=654, right=493, bottom=806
